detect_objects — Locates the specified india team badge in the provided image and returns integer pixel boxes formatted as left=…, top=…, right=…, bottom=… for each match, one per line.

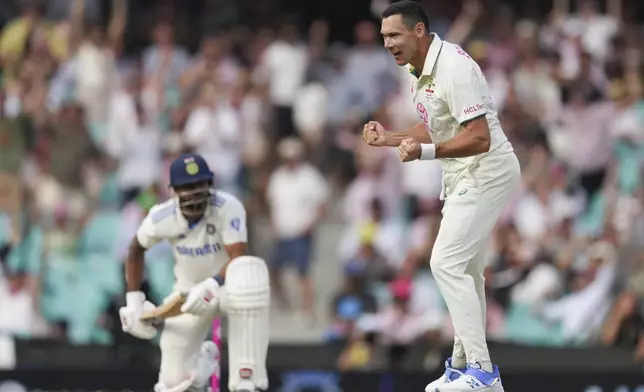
left=185, top=161, right=199, bottom=175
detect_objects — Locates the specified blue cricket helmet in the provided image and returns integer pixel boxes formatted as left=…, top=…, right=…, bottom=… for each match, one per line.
left=169, top=153, right=214, bottom=187
left=169, top=153, right=215, bottom=218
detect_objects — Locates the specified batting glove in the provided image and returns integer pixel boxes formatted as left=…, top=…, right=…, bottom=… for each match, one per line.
left=181, top=277, right=221, bottom=316
left=119, top=291, right=158, bottom=340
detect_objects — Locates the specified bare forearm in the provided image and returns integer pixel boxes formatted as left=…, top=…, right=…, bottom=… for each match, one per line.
left=434, top=122, right=490, bottom=158
left=217, top=242, right=248, bottom=278
left=125, top=238, right=146, bottom=292
left=108, top=0, right=127, bottom=46
left=385, top=123, right=432, bottom=146
left=435, top=134, right=489, bottom=158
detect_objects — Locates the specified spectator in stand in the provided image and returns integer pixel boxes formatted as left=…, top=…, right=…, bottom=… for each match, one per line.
left=266, top=137, right=329, bottom=322
left=0, top=91, right=34, bottom=246
left=105, top=65, right=163, bottom=206
left=34, top=101, right=97, bottom=225
left=327, top=261, right=378, bottom=342
left=142, top=21, right=189, bottom=89
left=360, top=278, right=443, bottom=370
left=258, top=16, right=309, bottom=143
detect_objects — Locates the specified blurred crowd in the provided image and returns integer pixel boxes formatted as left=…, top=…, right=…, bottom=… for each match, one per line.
left=0, top=0, right=643, bottom=372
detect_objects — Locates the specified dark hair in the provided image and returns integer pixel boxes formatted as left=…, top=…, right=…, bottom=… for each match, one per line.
left=381, top=0, right=429, bottom=32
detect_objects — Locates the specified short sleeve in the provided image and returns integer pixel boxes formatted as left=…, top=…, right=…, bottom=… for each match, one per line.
left=445, top=64, right=488, bottom=124
left=136, top=205, right=170, bottom=249
left=220, top=197, right=248, bottom=245
left=183, top=109, right=211, bottom=147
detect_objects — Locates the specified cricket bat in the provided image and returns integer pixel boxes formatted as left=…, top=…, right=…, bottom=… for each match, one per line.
left=139, top=293, right=188, bottom=323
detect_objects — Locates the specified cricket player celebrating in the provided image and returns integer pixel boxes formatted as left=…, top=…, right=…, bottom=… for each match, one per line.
left=363, top=2, right=520, bottom=391
left=119, top=153, right=270, bottom=392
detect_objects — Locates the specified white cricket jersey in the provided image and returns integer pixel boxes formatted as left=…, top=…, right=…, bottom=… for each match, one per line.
left=137, top=190, right=247, bottom=292
left=407, top=34, right=514, bottom=189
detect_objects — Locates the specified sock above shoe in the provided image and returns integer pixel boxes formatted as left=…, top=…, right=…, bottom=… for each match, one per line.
left=470, top=361, right=494, bottom=373
left=450, top=356, right=467, bottom=369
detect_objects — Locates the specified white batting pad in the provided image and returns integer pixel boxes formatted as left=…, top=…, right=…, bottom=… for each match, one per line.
left=225, top=256, right=270, bottom=391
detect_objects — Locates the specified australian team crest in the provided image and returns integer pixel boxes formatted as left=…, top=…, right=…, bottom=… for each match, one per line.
left=425, top=76, right=436, bottom=96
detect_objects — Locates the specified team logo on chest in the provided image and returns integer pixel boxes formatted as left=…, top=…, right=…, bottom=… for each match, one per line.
left=425, top=77, right=436, bottom=97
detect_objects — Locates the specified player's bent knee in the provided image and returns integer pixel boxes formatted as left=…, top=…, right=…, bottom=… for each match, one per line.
left=159, top=313, right=205, bottom=347
left=225, top=256, right=270, bottom=309
left=429, top=253, right=466, bottom=280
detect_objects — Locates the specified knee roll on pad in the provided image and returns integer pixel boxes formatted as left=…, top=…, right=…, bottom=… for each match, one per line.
left=225, top=255, right=270, bottom=308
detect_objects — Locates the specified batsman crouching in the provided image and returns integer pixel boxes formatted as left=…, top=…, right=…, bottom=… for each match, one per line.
left=119, top=152, right=270, bottom=392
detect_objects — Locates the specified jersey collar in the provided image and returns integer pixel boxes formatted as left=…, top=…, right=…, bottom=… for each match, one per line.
left=408, top=33, right=443, bottom=78
left=173, top=201, right=215, bottom=231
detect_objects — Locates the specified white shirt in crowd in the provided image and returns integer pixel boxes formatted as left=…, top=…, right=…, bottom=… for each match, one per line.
left=105, top=91, right=162, bottom=190
left=558, top=101, right=613, bottom=173
left=75, top=42, right=117, bottom=125
left=512, top=61, right=562, bottom=123
left=563, top=14, right=618, bottom=64
left=513, top=190, right=583, bottom=244
left=266, top=163, right=329, bottom=239
left=260, top=40, right=309, bottom=107
left=293, top=82, right=329, bottom=140
left=184, top=105, right=244, bottom=195
left=540, top=258, right=617, bottom=342
left=137, top=191, right=247, bottom=293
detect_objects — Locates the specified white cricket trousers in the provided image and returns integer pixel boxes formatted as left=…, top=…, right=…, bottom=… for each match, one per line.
left=430, top=151, right=520, bottom=366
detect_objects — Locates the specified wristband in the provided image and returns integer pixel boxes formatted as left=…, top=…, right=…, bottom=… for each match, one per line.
left=213, top=275, right=225, bottom=286
left=126, top=291, right=145, bottom=308
left=420, top=144, right=436, bottom=160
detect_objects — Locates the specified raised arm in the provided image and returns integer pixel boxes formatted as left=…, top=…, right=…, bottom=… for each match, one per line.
left=107, top=0, right=128, bottom=53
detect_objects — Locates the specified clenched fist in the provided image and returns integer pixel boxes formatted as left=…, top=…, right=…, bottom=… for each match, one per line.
left=398, top=138, right=421, bottom=162
left=362, top=121, right=387, bottom=146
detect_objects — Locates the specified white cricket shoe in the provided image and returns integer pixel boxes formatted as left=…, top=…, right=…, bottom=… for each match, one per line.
left=235, top=379, right=256, bottom=392
left=435, top=364, right=504, bottom=392
left=425, top=358, right=466, bottom=392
